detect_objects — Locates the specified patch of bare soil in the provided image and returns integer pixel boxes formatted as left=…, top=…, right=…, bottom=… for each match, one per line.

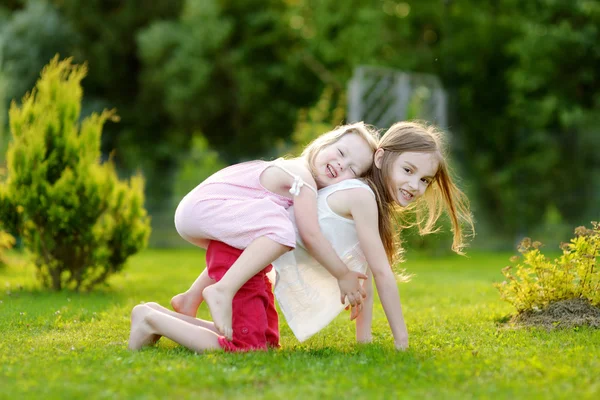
left=511, top=299, right=600, bottom=330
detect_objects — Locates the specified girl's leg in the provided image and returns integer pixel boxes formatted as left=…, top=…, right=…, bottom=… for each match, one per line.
left=355, top=269, right=374, bottom=343
left=203, top=236, right=290, bottom=340
left=128, top=304, right=221, bottom=353
left=170, top=268, right=215, bottom=317
left=145, top=302, right=218, bottom=334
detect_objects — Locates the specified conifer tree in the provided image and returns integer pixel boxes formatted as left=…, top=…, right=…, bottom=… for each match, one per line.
left=0, top=57, right=151, bottom=290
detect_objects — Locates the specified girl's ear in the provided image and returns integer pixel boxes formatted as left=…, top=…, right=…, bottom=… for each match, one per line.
left=374, top=148, right=385, bottom=169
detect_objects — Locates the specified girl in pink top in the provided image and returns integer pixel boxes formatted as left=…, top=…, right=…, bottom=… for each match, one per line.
left=132, top=122, right=378, bottom=346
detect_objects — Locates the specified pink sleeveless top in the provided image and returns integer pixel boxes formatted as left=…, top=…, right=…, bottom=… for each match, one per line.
left=175, top=160, right=313, bottom=250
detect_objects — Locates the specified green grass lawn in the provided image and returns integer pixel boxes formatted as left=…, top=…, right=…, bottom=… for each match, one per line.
left=1, top=249, right=599, bottom=399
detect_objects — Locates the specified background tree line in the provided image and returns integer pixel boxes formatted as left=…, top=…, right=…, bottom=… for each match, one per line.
left=1, top=0, right=598, bottom=247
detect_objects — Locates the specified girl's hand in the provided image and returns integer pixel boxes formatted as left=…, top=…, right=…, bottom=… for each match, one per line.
left=345, top=304, right=363, bottom=320
left=338, top=271, right=368, bottom=306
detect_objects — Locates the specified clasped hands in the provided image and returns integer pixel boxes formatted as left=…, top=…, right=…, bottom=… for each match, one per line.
left=337, top=270, right=367, bottom=321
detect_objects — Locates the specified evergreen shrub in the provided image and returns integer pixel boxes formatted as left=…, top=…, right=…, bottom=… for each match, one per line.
left=0, top=57, right=151, bottom=290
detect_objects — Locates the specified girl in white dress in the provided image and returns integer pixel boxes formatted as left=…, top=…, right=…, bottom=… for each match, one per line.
left=272, top=179, right=374, bottom=342
left=273, top=121, right=474, bottom=348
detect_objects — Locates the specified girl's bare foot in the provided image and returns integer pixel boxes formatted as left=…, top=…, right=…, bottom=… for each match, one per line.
left=128, top=304, right=160, bottom=350
left=202, top=285, right=233, bottom=340
left=170, top=292, right=201, bottom=317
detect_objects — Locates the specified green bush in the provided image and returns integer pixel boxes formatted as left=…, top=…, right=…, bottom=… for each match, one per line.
left=172, top=134, right=225, bottom=200
left=286, top=85, right=346, bottom=156
left=495, top=222, right=600, bottom=313
left=0, top=56, right=151, bottom=291
left=0, top=230, right=15, bottom=267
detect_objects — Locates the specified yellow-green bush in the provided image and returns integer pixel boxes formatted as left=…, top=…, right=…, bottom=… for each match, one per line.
left=0, top=174, right=15, bottom=266
left=495, top=222, right=600, bottom=312
left=0, top=56, right=151, bottom=291
left=0, top=230, right=15, bottom=266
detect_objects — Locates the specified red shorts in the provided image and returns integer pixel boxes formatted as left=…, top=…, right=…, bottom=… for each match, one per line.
left=205, top=241, right=279, bottom=352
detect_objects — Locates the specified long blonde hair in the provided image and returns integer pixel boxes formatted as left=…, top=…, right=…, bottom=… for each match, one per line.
left=366, top=121, right=474, bottom=264
left=301, top=121, right=379, bottom=178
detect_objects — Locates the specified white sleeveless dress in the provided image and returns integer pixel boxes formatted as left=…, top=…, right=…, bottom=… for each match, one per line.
left=272, top=179, right=373, bottom=342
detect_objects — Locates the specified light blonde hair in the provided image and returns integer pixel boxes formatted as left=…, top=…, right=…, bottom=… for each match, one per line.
left=301, top=121, right=379, bottom=178
left=366, top=121, right=474, bottom=264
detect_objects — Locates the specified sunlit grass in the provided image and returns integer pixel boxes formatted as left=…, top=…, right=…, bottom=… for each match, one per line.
left=1, top=249, right=599, bottom=399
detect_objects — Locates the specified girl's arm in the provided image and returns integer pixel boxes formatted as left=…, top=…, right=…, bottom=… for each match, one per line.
left=349, top=189, right=409, bottom=350
left=291, top=172, right=367, bottom=307
left=355, top=268, right=374, bottom=343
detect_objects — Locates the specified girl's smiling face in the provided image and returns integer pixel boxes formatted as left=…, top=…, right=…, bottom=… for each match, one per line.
left=375, top=150, right=439, bottom=207
left=312, top=133, right=374, bottom=188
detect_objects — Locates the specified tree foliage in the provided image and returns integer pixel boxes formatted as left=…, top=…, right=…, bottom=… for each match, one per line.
left=0, top=57, right=151, bottom=290
left=505, top=0, right=600, bottom=223
left=0, top=1, right=77, bottom=107
left=288, top=85, right=347, bottom=156
left=0, top=0, right=598, bottom=241
left=136, top=0, right=319, bottom=162
left=0, top=229, right=15, bottom=267
left=438, top=0, right=600, bottom=236
left=51, top=0, right=185, bottom=172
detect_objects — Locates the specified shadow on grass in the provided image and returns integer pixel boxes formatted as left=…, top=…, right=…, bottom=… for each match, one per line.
left=0, top=255, right=134, bottom=312
left=131, top=340, right=420, bottom=365
left=3, top=285, right=127, bottom=306
left=0, top=283, right=132, bottom=337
